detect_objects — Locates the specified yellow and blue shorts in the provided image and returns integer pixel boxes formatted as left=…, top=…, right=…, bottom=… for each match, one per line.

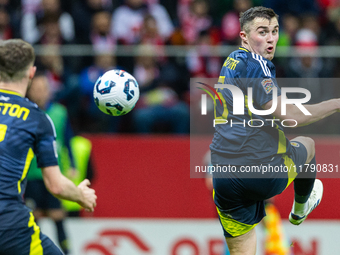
left=212, top=141, right=307, bottom=238
left=0, top=212, right=64, bottom=255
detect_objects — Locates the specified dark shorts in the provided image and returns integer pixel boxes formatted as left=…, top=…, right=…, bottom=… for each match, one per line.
left=25, top=180, right=61, bottom=211
left=0, top=212, right=63, bottom=255
left=212, top=141, right=308, bottom=237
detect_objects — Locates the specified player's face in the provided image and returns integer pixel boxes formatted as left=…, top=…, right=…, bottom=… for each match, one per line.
left=242, top=17, right=279, bottom=60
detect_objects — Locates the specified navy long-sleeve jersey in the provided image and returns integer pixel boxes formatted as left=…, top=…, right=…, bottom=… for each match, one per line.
left=210, top=47, right=293, bottom=165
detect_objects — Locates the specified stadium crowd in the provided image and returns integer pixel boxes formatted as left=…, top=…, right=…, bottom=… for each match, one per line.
left=2, top=0, right=340, bottom=134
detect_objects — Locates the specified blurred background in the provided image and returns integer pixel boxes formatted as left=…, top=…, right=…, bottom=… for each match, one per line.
left=4, top=0, right=340, bottom=254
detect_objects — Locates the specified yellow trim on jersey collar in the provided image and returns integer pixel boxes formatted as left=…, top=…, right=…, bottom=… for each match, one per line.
left=239, top=47, right=249, bottom=52
left=0, top=89, right=23, bottom=97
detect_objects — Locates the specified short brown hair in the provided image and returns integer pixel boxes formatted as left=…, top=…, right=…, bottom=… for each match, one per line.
left=0, top=39, right=35, bottom=82
left=240, top=6, right=279, bottom=34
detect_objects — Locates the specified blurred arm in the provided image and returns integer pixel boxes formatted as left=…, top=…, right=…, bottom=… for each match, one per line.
left=42, top=165, right=97, bottom=212
left=263, top=95, right=340, bottom=127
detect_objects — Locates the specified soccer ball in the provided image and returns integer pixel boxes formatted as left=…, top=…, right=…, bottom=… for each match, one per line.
left=93, top=69, right=140, bottom=116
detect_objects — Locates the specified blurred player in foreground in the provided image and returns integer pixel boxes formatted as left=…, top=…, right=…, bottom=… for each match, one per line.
left=25, top=73, right=76, bottom=254
left=211, top=7, right=340, bottom=255
left=0, top=39, right=97, bottom=254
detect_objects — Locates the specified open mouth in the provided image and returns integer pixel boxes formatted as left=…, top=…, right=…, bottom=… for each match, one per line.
left=267, top=46, right=274, bottom=52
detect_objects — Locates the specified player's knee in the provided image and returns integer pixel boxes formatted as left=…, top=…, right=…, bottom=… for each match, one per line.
left=292, top=136, right=315, bottom=163
left=298, top=136, right=315, bottom=162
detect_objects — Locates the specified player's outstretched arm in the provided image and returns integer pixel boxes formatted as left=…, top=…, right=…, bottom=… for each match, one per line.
left=263, top=96, right=340, bottom=127
left=42, top=165, right=97, bottom=212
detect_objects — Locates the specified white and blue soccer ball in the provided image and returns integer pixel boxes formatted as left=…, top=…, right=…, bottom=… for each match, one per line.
left=93, top=69, right=140, bottom=116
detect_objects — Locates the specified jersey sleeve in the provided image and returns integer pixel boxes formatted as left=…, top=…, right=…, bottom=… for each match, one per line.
left=246, top=54, right=281, bottom=107
left=34, top=113, right=59, bottom=168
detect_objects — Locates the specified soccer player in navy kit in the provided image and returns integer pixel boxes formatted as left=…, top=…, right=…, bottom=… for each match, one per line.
left=0, top=39, right=97, bottom=254
left=211, top=7, right=340, bottom=255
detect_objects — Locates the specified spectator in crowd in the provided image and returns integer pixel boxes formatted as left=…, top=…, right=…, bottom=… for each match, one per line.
left=150, top=0, right=179, bottom=25
left=220, top=0, right=252, bottom=45
left=35, top=46, right=76, bottom=107
left=277, top=13, right=300, bottom=46
left=317, top=0, right=340, bottom=24
left=318, top=0, right=340, bottom=9
left=71, top=0, right=113, bottom=44
left=186, top=30, right=221, bottom=78
left=285, top=29, right=335, bottom=103
left=324, top=10, right=340, bottom=83
left=38, top=14, right=68, bottom=45
left=0, top=0, right=20, bottom=37
left=0, top=7, right=13, bottom=40
left=321, top=8, right=340, bottom=45
left=178, top=0, right=212, bottom=44
left=111, top=0, right=174, bottom=44
left=37, top=48, right=65, bottom=96
left=25, top=73, right=77, bottom=255
left=21, top=0, right=42, bottom=14
left=138, top=14, right=167, bottom=63
left=323, top=8, right=340, bottom=45
left=205, top=0, right=262, bottom=25
left=301, top=14, right=322, bottom=42
left=90, top=11, right=116, bottom=52
left=132, top=44, right=189, bottom=133
left=133, top=45, right=160, bottom=89
left=139, top=14, right=164, bottom=45
left=21, top=0, right=75, bottom=44
left=72, top=8, right=115, bottom=72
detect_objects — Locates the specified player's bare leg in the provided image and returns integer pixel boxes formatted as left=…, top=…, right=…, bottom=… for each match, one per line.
left=225, top=228, right=256, bottom=255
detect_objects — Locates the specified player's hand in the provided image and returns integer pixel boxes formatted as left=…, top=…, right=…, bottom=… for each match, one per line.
left=77, top=179, right=97, bottom=212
